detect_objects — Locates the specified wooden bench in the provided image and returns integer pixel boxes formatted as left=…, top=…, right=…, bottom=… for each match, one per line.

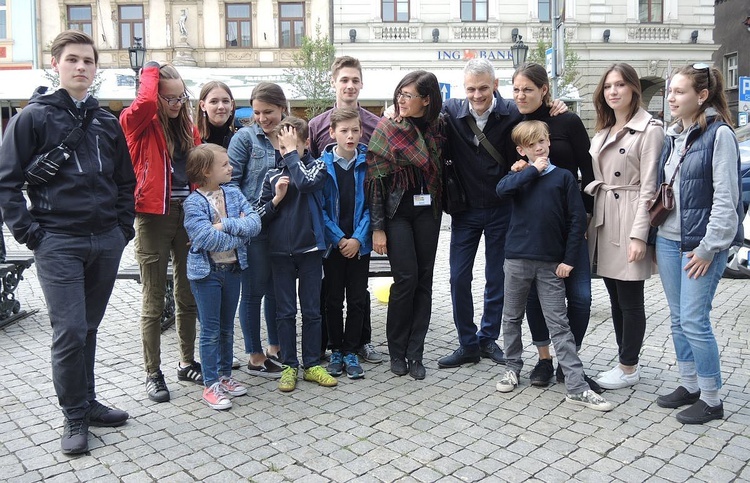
left=116, top=263, right=175, bottom=332
left=0, top=241, right=38, bottom=329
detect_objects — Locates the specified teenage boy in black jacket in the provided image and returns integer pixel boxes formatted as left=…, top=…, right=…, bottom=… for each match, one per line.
left=0, top=31, right=136, bottom=454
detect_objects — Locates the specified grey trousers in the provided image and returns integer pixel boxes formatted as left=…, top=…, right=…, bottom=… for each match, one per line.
left=502, top=258, right=588, bottom=394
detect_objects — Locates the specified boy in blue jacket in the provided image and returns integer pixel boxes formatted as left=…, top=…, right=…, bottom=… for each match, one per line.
left=494, top=120, right=614, bottom=412
left=320, top=108, right=372, bottom=379
left=256, top=117, right=337, bottom=392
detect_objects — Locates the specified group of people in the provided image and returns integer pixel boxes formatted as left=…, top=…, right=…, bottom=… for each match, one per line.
left=0, top=30, right=743, bottom=456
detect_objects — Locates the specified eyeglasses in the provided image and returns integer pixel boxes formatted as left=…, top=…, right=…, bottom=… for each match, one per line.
left=692, top=63, right=711, bottom=91
left=159, top=94, right=190, bottom=106
left=396, top=92, right=425, bottom=101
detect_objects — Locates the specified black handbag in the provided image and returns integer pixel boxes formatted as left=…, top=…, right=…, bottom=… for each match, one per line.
left=24, top=110, right=94, bottom=185
left=442, top=158, right=468, bottom=215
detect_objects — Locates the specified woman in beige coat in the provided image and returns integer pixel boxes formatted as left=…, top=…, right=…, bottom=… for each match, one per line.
left=585, top=63, right=664, bottom=390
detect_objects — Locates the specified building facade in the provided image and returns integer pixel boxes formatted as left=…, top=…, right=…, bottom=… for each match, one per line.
left=713, top=0, right=748, bottom=127
left=35, top=0, right=330, bottom=68
left=0, top=0, right=719, bottom=131
left=331, top=0, right=717, bottom=130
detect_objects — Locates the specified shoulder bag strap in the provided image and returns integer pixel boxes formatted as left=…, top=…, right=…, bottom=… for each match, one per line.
left=59, top=109, right=96, bottom=153
left=666, top=142, right=693, bottom=187
left=465, top=115, right=505, bottom=167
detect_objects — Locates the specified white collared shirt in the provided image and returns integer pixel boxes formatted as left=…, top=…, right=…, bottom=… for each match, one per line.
left=468, top=97, right=496, bottom=146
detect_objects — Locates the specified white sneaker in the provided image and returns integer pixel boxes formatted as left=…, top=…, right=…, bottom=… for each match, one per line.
left=565, top=390, right=615, bottom=412
left=496, top=370, right=519, bottom=393
left=596, top=365, right=640, bottom=390
left=232, top=357, right=241, bottom=369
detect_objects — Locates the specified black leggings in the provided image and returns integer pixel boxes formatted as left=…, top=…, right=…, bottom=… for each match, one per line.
left=602, top=278, right=646, bottom=366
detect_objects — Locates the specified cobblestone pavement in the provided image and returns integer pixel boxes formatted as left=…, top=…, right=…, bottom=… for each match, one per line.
left=1, top=219, right=749, bottom=483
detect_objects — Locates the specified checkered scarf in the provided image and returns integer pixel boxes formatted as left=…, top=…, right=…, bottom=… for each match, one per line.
left=365, top=117, right=445, bottom=211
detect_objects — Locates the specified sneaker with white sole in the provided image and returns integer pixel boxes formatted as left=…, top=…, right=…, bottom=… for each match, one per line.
left=565, top=390, right=615, bottom=412
left=219, top=376, right=247, bottom=396
left=203, top=382, right=232, bottom=410
left=496, top=370, right=519, bottom=393
left=358, top=343, right=384, bottom=363
left=232, top=357, right=241, bottom=369
left=595, top=364, right=640, bottom=390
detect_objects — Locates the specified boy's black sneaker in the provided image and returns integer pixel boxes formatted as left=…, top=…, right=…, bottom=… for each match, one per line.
left=61, top=417, right=89, bottom=454
left=529, top=359, right=554, bottom=387
left=177, top=361, right=203, bottom=383
left=146, top=371, right=170, bottom=403
left=88, top=400, right=129, bottom=427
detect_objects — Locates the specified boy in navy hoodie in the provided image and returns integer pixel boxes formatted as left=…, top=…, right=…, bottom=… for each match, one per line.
left=494, top=120, right=613, bottom=412
left=320, top=108, right=372, bottom=379
left=256, top=117, right=337, bottom=392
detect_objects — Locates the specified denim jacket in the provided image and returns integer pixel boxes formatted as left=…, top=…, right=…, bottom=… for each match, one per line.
left=227, top=123, right=278, bottom=204
left=183, top=185, right=261, bottom=280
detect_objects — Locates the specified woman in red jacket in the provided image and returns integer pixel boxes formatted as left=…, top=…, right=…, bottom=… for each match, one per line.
left=120, top=62, right=203, bottom=404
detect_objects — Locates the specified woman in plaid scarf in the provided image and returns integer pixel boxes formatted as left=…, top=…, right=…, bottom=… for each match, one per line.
left=366, top=70, right=446, bottom=381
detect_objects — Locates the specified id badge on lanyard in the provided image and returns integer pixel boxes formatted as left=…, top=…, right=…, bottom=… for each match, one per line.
left=413, top=177, right=431, bottom=207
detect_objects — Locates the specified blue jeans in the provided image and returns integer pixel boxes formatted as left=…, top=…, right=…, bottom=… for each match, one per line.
left=656, top=236, right=726, bottom=391
left=449, top=205, right=510, bottom=350
left=238, top=236, right=278, bottom=355
left=526, top=237, right=591, bottom=348
left=272, top=251, right=323, bottom=369
left=191, top=266, right=242, bottom=387
left=34, top=227, right=126, bottom=420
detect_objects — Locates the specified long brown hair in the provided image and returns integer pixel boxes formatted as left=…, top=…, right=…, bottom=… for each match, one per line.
left=593, top=63, right=643, bottom=132
left=158, top=64, right=195, bottom=156
left=673, top=64, right=733, bottom=130
left=195, top=81, right=236, bottom=141
left=393, top=70, right=442, bottom=123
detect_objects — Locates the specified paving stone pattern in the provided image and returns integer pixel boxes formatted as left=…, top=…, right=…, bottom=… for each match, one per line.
left=1, top=220, right=749, bottom=482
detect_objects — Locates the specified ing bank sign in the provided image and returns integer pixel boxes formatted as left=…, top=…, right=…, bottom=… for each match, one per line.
left=437, top=49, right=514, bottom=61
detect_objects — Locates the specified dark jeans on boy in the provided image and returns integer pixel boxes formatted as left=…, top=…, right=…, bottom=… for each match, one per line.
left=324, top=251, right=370, bottom=354
left=385, top=201, right=441, bottom=362
left=34, top=227, right=126, bottom=420
left=272, top=251, right=323, bottom=368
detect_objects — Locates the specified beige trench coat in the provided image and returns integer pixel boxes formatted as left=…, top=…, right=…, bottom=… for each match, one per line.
left=585, top=108, right=664, bottom=280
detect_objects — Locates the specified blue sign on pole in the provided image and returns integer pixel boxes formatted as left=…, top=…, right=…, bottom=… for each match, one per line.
left=439, top=82, right=450, bottom=102
left=740, top=76, right=750, bottom=102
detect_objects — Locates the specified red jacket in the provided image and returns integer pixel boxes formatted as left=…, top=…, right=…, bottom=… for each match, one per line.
left=120, top=65, right=201, bottom=215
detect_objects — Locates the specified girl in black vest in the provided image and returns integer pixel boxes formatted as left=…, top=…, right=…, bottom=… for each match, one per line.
left=654, top=63, right=743, bottom=425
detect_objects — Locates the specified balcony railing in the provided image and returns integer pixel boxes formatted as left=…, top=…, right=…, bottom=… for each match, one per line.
left=627, top=26, right=674, bottom=41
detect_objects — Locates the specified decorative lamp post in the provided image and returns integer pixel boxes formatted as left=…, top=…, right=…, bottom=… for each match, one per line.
left=128, top=37, right=146, bottom=94
left=510, top=35, right=528, bottom=69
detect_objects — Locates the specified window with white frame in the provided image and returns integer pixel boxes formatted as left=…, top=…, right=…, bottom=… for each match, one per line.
left=725, top=53, right=738, bottom=90
left=538, top=0, right=550, bottom=22
left=639, top=0, right=663, bottom=23
left=0, top=0, right=7, bottom=39
left=461, top=0, right=487, bottom=22
left=382, top=0, right=409, bottom=22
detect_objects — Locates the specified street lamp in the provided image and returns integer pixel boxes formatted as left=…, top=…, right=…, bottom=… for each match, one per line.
left=510, top=35, right=528, bottom=69
left=128, top=37, right=146, bottom=94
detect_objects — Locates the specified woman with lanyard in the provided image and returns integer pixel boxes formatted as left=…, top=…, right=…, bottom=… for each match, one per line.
left=366, top=71, right=445, bottom=381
